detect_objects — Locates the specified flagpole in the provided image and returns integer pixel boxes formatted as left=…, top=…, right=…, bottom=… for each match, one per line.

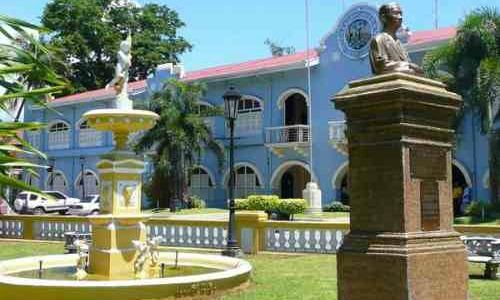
left=305, top=0, right=314, bottom=182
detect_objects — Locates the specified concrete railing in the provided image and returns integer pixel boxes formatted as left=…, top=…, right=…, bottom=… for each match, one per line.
left=1, top=213, right=499, bottom=254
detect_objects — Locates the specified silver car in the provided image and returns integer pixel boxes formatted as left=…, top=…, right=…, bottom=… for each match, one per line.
left=69, top=195, right=100, bottom=216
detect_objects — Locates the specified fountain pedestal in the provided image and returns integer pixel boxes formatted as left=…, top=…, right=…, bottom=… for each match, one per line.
left=83, top=109, right=158, bottom=279
left=333, top=73, right=468, bottom=300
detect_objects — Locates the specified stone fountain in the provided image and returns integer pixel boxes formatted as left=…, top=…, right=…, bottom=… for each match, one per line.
left=0, top=35, right=251, bottom=300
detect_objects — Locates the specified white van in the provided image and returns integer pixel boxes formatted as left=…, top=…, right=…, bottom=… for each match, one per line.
left=14, top=191, right=80, bottom=215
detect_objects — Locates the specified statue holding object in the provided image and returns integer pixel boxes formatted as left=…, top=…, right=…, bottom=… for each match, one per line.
left=369, top=2, right=423, bottom=75
left=106, top=32, right=133, bottom=110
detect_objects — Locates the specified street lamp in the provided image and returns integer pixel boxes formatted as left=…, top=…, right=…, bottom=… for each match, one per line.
left=48, top=158, right=55, bottom=190
left=222, top=86, right=241, bottom=257
left=79, top=156, right=86, bottom=199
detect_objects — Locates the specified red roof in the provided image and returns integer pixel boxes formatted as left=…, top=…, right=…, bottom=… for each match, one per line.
left=52, top=27, right=456, bottom=104
left=182, top=50, right=318, bottom=82
left=52, top=79, right=147, bottom=104
left=408, top=27, right=456, bottom=46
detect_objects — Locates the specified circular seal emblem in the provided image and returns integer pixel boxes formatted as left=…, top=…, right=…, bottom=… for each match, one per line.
left=337, top=5, right=380, bottom=60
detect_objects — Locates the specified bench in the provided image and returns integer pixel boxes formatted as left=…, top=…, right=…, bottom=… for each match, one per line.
left=462, top=236, right=500, bottom=279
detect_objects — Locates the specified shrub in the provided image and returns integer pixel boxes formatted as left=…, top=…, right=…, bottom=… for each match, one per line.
left=324, top=201, right=350, bottom=212
left=186, top=195, right=206, bottom=209
left=235, top=198, right=249, bottom=210
left=247, top=195, right=280, bottom=213
left=277, top=198, right=308, bottom=219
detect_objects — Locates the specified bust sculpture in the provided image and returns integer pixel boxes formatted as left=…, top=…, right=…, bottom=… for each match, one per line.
left=369, top=3, right=423, bottom=75
left=106, top=33, right=133, bottom=109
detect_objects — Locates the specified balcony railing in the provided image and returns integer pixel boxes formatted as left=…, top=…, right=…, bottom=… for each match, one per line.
left=329, top=121, right=347, bottom=155
left=265, top=125, right=310, bottom=145
left=328, top=121, right=346, bottom=143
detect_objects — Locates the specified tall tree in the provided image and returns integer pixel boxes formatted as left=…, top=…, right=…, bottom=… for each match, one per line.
left=42, top=0, right=191, bottom=93
left=0, top=15, right=68, bottom=196
left=135, top=80, right=223, bottom=210
left=423, top=7, right=500, bottom=203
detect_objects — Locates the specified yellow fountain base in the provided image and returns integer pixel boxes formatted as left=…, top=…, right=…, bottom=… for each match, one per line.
left=87, top=214, right=150, bottom=278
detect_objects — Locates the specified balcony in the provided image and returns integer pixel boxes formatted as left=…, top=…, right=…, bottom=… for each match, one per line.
left=265, top=125, right=310, bottom=157
left=328, top=121, right=347, bottom=155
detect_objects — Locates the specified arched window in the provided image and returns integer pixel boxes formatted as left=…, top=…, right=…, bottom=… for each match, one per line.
left=75, top=170, right=100, bottom=199
left=234, top=165, right=261, bottom=198
left=48, top=121, right=70, bottom=150
left=234, top=97, right=262, bottom=136
left=78, top=119, right=103, bottom=148
left=46, top=171, right=69, bottom=194
left=188, top=167, right=215, bottom=202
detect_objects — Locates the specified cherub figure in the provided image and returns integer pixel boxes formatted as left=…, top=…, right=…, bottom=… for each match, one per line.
left=106, top=32, right=133, bottom=109
left=73, top=239, right=89, bottom=280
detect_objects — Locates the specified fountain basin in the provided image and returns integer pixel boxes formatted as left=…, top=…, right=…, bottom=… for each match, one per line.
left=0, top=252, right=251, bottom=300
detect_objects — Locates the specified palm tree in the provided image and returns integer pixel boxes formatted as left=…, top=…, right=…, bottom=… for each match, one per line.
left=0, top=15, right=68, bottom=198
left=423, top=7, right=500, bottom=203
left=135, top=79, right=223, bottom=210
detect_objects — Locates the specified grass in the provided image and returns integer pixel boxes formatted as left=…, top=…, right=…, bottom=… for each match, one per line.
left=142, top=208, right=227, bottom=216
left=0, top=241, right=499, bottom=300
left=454, top=216, right=500, bottom=225
left=294, top=212, right=350, bottom=219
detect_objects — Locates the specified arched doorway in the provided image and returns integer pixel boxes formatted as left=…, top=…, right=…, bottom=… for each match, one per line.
left=284, top=93, right=308, bottom=126
left=451, top=160, right=472, bottom=217
left=277, top=165, right=311, bottom=199
left=332, top=162, right=349, bottom=204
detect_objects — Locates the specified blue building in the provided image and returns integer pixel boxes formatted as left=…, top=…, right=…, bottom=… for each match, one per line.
left=23, top=4, right=490, bottom=209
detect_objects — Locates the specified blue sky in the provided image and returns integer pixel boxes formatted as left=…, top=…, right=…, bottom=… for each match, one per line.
left=2, top=0, right=500, bottom=71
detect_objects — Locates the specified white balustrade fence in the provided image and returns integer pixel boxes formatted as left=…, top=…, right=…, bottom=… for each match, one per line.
left=265, top=125, right=310, bottom=144
left=34, top=220, right=92, bottom=240
left=0, top=219, right=23, bottom=239
left=147, top=222, right=227, bottom=249
left=265, top=227, right=346, bottom=253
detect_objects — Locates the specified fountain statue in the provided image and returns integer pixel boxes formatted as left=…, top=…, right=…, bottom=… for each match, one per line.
left=132, top=237, right=162, bottom=279
left=106, top=32, right=133, bottom=110
left=73, top=239, right=89, bottom=280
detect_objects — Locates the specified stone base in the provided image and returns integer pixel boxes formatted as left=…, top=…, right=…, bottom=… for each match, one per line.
left=302, top=182, right=322, bottom=214
left=87, top=214, right=149, bottom=279
left=337, top=231, right=468, bottom=300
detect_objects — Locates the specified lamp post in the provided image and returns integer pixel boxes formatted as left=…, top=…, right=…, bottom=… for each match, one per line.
left=79, top=156, right=86, bottom=199
left=48, top=158, right=55, bottom=190
left=222, top=86, right=241, bottom=257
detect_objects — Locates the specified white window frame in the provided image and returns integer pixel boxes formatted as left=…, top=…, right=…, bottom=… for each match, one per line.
left=74, top=169, right=100, bottom=198
left=26, top=130, right=41, bottom=149
left=46, top=170, right=69, bottom=194
left=48, top=120, right=70, bottom=150
left=230, top=96, right=263, bottom=137
left=78, top=119, right=103, bottom=148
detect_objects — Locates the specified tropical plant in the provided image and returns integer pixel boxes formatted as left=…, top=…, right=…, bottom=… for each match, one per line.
left=41, top=0, right=191, bottom=93
left=423, top=7, right=500, bottom=203
left=0, top=15, right=68, bottom=198
left=135, top=79, right=223, bottom=210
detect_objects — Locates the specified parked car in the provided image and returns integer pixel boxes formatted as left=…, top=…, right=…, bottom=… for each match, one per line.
left=69, top=195, right=100, bottom=216
left=13, top=191, right=80, bottom=215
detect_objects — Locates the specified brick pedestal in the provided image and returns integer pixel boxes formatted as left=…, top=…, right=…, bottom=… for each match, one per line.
left=332, top=73, right=468, bottom=300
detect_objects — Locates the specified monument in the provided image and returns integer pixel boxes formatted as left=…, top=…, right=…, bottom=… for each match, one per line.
left=333, top=3, right=468, bottom=300
left=84, top=34, right=159, bottom=278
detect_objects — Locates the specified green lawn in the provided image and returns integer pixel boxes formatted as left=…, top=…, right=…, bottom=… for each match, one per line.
left=294, top=212, right=350, bottom=219
left=143, top=208, right=227, bottom=216
left=454, top=216, right=500, bottom=225
left=0, top=241, right=499, bottom=299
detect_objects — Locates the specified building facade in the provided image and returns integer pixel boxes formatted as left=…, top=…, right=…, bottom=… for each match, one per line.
left=23, top=4, right=490, bottom=208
